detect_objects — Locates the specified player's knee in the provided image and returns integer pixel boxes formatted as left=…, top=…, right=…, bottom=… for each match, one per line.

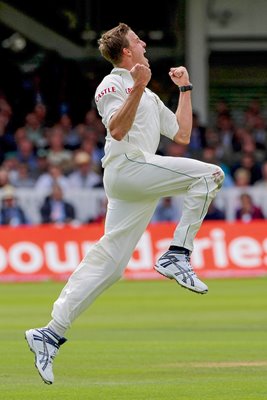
left=212, top=166, right=225, bottom=189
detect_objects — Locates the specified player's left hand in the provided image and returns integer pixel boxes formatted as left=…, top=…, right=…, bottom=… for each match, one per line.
left=169, top=66, right=191, bottom=87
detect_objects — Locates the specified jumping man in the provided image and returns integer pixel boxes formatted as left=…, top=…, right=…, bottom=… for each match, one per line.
left=25, top=23, right=224, bottom=384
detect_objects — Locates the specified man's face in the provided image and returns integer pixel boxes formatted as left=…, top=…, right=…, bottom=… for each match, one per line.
left=3, top=197, right=15, bottom=207
left=126, top=30, right=149, bottom=67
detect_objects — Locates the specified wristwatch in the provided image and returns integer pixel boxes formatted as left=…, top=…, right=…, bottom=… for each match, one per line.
left=179, top=84, right=193, bottom=92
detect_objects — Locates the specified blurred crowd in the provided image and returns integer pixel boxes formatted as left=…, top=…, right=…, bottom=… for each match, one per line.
left=0, top=80, right=267, bottom=226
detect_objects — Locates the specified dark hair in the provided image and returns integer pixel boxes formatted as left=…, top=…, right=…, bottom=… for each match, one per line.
left=98, top=23, right=131, bottom=66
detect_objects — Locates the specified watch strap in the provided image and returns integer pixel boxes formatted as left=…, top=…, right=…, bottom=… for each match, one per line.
left=179, top=84, right=193, bottom=92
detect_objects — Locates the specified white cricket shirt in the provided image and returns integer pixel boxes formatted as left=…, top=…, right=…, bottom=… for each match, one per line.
left=95, top=68, right=179, bottom=167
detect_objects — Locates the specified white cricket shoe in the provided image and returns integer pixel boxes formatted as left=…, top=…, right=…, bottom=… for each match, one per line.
left=25, top=327, right=67, bottom=384
left=155, top=250, right=208, bottom=294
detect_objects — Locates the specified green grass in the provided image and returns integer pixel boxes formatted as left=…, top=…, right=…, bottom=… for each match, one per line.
left=0, top=277, right=267, bottom=400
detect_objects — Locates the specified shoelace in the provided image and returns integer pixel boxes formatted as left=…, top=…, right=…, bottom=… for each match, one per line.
left=168, top=253, right=194, bottom=272
left=47, top=351, right=58, bottom=367
left=184, top=255, right=196, bottom=276
left=44, top=338, right=65, bottom=365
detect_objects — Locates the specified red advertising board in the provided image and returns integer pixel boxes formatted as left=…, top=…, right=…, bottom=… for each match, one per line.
left=0, top=221, right=267, bottom=281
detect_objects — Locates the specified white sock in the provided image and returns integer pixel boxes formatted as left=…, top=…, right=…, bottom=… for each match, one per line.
left=47, top=319, right=67, bottom=338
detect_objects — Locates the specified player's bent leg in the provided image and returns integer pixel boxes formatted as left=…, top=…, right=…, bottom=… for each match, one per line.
left=155, top=165, right=224, bottom=293
left=131, top=155, right=224, bottom=293
left=111, top=152, right=224, bottom=294
left=171, top=165, right=225, bottom=252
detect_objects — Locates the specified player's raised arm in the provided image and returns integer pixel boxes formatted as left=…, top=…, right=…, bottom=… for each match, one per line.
left=170, top=66, right=193, bottom=145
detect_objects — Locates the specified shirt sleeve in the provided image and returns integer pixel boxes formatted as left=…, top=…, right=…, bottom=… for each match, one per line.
left=95, top=75, right=126, bottom=128
left=155, top=94, right=179, bottom=140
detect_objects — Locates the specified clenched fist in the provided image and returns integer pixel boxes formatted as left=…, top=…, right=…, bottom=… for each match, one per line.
left=169, top=66, right=191, bottom=87
left=131, top=63, right=151, bottom=88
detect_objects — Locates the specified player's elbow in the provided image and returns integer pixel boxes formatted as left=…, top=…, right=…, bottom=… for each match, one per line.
left=109, top=117, right=127, bottom=141
left=173, top=130, right=190, bottom=145
left=110, top=128, right=125, bottom=141
left=179, top=136, right=190, bottom=145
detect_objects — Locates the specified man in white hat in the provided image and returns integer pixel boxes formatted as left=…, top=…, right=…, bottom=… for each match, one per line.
left=68, top=151, right=102, bottom=188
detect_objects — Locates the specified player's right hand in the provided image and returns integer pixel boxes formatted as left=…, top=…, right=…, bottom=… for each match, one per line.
left=130, top=64, right=151, bottom=87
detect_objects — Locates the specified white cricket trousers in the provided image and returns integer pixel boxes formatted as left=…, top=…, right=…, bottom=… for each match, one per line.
left=51, top=150, right=224, bottom=332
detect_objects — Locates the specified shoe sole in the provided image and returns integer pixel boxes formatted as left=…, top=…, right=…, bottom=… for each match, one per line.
left=25, top=330, right=52, bottom=385
left=154, top=265, right=208, bottom=295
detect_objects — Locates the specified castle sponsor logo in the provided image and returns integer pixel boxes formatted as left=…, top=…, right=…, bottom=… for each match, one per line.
left=95, top=86, right=116, bottom=102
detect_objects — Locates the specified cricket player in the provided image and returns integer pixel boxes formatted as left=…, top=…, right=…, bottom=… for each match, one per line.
left=25, top=23, right=224, bottom=385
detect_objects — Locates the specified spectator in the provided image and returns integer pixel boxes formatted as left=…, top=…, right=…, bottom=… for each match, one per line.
left=32, top=149, right=50, bottom=180
left=0, top=97, right=13, bottom=120
left=215, top=98, right=231, bottom=118
left=15, top=138, right=38, bottom=173
left=152, top=197, right=178, bottom=222
left=80, top=107, right=106, bottom=152
left=80, top=136, right=103, bottom=173
left=233, top=167, right=251, bottom=187
left=235, top=193, right=264, bottom=222
left=239, top=133, right=265, bottom=163
left=68, top=151, right=102, bottom=188
left=187, top=111, right=206, bottom=156
left=251, top=115, right=267, bottom=151
left=46, top=125, right=73, bottom=174
left=40, top=183, right=76, bottom=224
left=34, top=103, right=47, bottom=128
left=244, top=97, right=262, bottom=128
left=231, top=152, right=262, bottom=185
left=231, top=127, right=249, bottom=154
left=204, top=200, right=225, bottom=220
left=59, top=114, right=81, bottom=151
left=35, top=163, right=69, bottom=192
left=9, top=162, right=35, bottom=188
left=2, top=153, right=20, bottom=184
left=216, top=112, right=235, bottom=162
left=14, top=127, right=27, bottom=144
left=24, top=112, right=45, bottom=147
left=0, top=167, right=10, bottom=189
left=204, top=128, right=220, bottom=150
left=82, top=128, right=105, bottom=168
left=254, top=160, right=267, bottom=188
left=0, top=100, right=16, bottom=162
left=84, top=107, right=106, bottom=138
left=0, top=185, right=28, bottom=226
